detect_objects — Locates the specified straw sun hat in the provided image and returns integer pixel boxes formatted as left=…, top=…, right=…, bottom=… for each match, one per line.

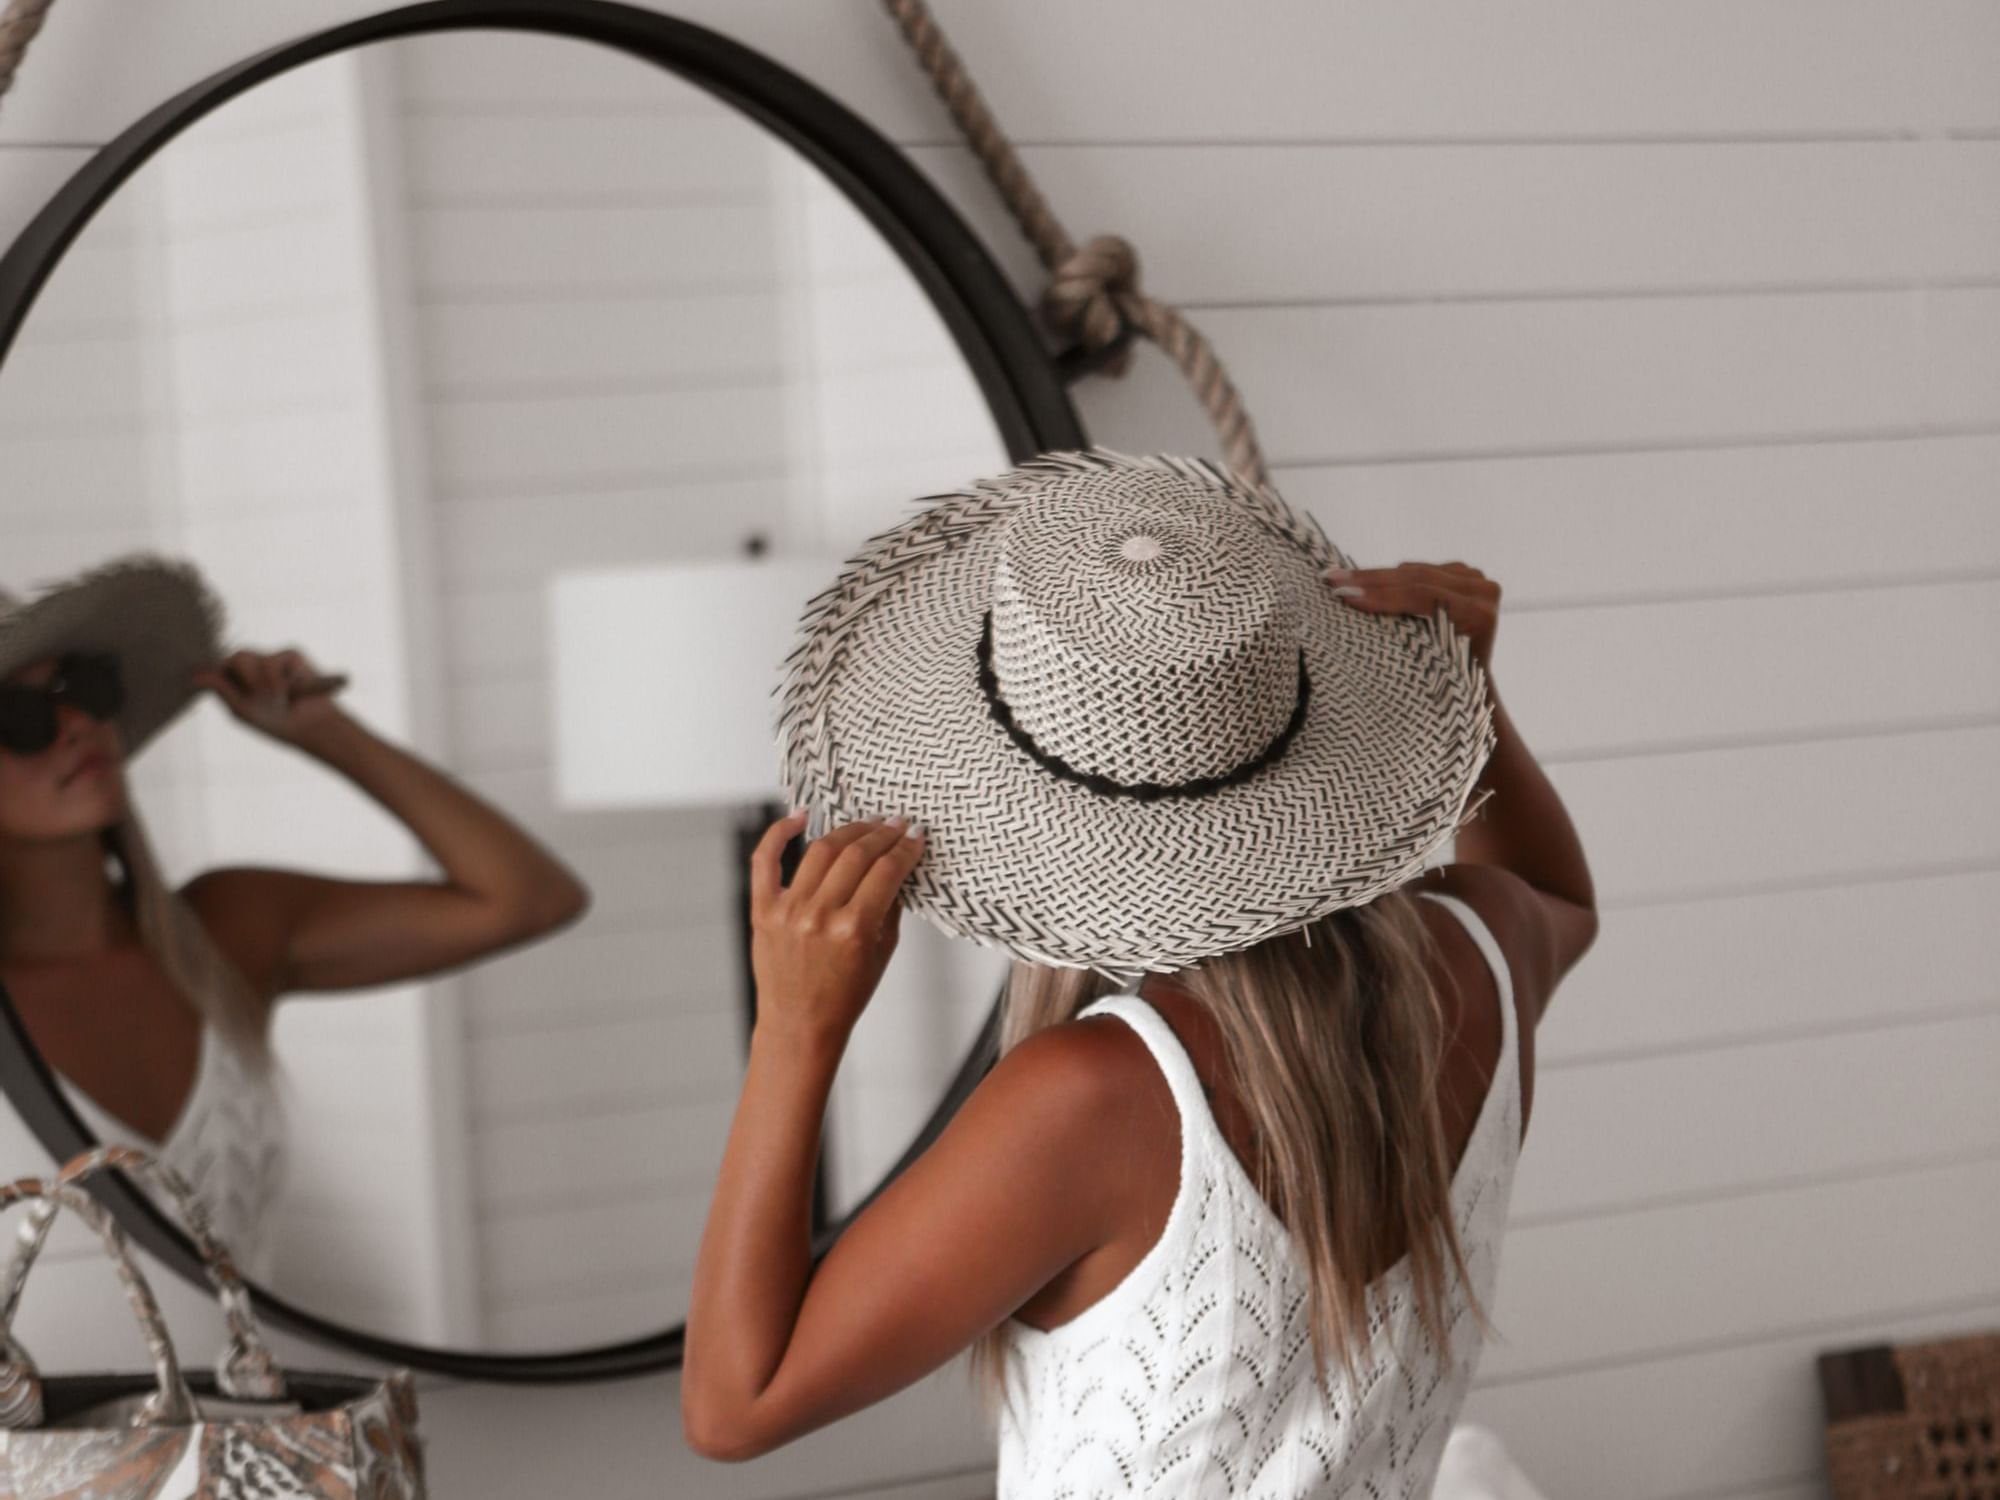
left=773, top=448, right=1499, bottom=984
left=0, top=553, right=225, bottom=761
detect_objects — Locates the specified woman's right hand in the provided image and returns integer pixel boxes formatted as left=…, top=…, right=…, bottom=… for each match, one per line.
left=1321, top=560, right=1500, bottom=671
left=192, top=648, right=350, bottom=749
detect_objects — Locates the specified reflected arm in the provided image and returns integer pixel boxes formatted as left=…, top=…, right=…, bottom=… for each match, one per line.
left=181, top=707, right=589, bottom=1003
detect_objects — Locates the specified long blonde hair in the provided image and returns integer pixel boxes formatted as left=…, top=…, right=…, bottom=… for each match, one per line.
left=965, top=884, right=1498, bottom=1428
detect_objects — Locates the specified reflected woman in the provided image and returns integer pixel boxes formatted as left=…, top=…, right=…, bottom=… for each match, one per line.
left=0, top=553, right=589, bottom=1276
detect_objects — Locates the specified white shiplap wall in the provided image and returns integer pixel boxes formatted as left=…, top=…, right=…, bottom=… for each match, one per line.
left=1, top=5, right=1995, bottom=1499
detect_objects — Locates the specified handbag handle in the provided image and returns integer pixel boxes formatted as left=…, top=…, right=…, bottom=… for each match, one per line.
left=2, top=1145, right=285, bottom=1405
left=0, top=1173, right=201, bottom=1427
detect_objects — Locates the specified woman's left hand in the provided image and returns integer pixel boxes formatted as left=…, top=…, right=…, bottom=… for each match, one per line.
left=191, top=648, right=348, bottom=748
left=748, top=810, right=926, bottom=1051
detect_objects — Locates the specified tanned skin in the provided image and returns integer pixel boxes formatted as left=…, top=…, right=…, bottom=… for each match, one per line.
left=682, top=561, right=1599, bottom=1461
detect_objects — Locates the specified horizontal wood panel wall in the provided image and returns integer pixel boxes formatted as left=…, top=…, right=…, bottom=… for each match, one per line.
left=1, top=5, right=1993, bottom=1499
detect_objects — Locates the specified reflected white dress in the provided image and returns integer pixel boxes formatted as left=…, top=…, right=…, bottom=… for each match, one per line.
left=2, top=1022, right=288, bottom=1283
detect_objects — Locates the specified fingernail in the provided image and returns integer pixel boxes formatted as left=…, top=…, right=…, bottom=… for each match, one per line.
left=1329, top=584, right=1365, bottom=598
left=904, top=821, right=924, bottom=840
left=1322, top=566, right=1353, bottom=580
left=885, top=814, right=907, bottom=828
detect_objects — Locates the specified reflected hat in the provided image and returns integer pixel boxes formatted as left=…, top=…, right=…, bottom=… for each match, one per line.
left=772, top=448, right=1498, bottom=983
left=0, top=553, right=226, bottom=760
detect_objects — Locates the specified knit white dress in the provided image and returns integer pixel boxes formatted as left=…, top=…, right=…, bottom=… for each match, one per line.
left=994, top=891, right=1523, bottom=1498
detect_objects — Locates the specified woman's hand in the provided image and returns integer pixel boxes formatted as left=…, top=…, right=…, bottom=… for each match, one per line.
left=748, top=811, right=927, bottom=1052
left=191, top=648, right=349, bottom=749
left=1322, top=560, right=1501, bottom=670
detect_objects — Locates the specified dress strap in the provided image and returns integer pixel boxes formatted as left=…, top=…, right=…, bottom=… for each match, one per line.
left=1080, top=896, right=1518, bottom=1155
left=1075, top=993, right=1214, bottom=1151
left=1415, top=890, right=1517, bottom=1072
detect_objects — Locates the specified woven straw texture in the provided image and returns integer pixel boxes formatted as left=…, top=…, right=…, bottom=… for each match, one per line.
left=0, top=554, right=225, bottom=760
left=1824, top=1332, right=2000, bottom=1500
left=772, top=449, right=1497, bottom=982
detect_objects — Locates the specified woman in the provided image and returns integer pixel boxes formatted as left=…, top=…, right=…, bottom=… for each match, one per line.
left=682, top=451, right=1598, bottom=1494
left=0, top=553, right=589, bottom=1273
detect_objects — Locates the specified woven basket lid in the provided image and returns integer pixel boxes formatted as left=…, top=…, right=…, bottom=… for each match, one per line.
left=773, top=448, right=1498, bottom=983
left=0, top=554, right=225, bottom=762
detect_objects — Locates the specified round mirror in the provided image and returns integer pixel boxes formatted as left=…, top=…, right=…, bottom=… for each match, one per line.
left=0, top=2, right=1083, bottom=1380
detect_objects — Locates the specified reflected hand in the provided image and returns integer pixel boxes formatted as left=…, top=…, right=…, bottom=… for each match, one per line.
left=191, top=648, right=351, bottom=747
left=748, top=810, right=927, bottom=1051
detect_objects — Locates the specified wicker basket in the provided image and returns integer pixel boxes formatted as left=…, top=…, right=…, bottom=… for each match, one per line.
left=1819, top=1330, right=2000, bottom=1499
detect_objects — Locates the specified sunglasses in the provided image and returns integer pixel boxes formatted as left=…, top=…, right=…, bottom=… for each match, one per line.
left=0, top=651, right=125, bottom=756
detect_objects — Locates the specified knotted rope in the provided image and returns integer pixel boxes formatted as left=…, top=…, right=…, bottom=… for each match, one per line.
left=0, top=0, right=54, bottom=109
left=881, top=0, right=1270, bottom=488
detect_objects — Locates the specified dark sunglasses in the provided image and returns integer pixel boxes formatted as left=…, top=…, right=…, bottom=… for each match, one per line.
left=0, top=651, right=125, bottom=756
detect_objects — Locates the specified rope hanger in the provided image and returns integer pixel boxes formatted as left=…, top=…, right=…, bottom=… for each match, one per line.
left=880, top=0, right=1271, bottom=490
left=0, top=0, right=53, bottom=111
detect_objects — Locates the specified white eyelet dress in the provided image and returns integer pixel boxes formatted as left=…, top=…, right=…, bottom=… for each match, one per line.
left=994, top=891, right=1523, bottom=1499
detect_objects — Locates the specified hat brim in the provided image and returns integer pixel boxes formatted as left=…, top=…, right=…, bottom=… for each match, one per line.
left=0, top=555, right=226, bottom=762
left=774, top=450, right=1497, bottom=981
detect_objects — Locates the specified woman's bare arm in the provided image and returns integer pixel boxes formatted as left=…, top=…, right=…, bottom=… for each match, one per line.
left=681, top=814, right=1133, bottom=1461
left=682, top=1007, right=1133, bottom=1461
left=184, top=653, right=588, bottom=1002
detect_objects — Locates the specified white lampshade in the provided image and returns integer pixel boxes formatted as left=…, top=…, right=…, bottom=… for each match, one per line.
left=549, top=558, right=837, bottom=809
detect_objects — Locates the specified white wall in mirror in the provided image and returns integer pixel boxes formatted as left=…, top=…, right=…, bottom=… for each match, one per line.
left=0, top=23, right=1010, bottom=1362
left=380, top=30, right=1009, bottom=1349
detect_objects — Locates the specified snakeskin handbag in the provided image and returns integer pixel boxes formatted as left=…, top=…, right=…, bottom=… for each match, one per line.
left=0, top=1144, right=425, bottom=1499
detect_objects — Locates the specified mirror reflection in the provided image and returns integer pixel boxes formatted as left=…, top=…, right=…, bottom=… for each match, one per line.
left=0, top=29, right=1010, bottom=1353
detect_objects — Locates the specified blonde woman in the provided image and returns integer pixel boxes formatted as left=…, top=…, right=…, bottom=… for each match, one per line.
left=0, top=554, right=589, bottom=1275
left=683, top=452, right=1597, bottom=1495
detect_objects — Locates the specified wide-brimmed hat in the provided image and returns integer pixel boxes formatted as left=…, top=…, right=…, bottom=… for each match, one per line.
left=0, top=553, right=226, bottom=761
left=772, top=448, right=1498, bottom=983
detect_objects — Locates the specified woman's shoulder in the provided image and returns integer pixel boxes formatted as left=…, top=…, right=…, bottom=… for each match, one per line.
left=995, top=1011, right=1159, bottom=1108
left=980, top=1015, right=1179, bottom=1191
left=175, top=867, right=286, bottom=1011
left=988, top=1011, right=1187, bottom=1223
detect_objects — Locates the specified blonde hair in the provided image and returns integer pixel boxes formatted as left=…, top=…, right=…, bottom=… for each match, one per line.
left=965, top=885, right=1498, bottom=1430
left=98, top=800, right=274, bottom=1068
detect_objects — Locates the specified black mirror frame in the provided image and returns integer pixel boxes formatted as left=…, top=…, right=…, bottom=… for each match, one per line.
left=0, top=0, right=1085, bottom=1383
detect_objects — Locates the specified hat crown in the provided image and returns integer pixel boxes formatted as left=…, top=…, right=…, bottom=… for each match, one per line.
left=987, top=468, right=1307, bottom=787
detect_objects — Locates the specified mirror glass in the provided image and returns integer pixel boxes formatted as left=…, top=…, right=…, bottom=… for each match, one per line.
left=0, top=29, right=1011, bottom=1353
